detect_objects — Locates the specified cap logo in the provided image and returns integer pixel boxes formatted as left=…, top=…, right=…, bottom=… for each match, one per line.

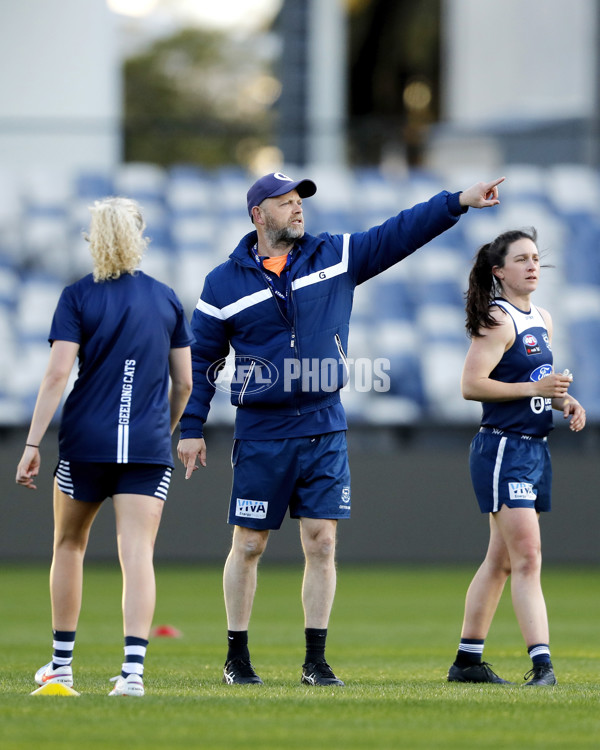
left=247, top=172, right=316, bottom=218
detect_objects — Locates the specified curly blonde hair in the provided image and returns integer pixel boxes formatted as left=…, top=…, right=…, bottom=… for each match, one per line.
left=85, top=197, right=149, bottom=281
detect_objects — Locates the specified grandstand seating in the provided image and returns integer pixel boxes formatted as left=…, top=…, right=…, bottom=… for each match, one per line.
left=0, top=162, right=598, bottom=426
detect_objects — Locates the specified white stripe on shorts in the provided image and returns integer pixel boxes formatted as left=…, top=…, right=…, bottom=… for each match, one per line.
left=492, top=437, right=507, bottom=513
left=154, top=467, right=172, bottom=501
left=55, top=460, right=74, bottom=497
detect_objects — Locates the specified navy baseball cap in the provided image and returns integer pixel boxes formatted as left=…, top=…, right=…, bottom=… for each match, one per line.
left=247, top=172, right=317, bottom=218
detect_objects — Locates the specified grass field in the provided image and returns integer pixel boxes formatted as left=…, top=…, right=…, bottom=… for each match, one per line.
left=1, top=563, right=599, bottom=749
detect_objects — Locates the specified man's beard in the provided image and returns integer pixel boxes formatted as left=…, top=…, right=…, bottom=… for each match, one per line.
left=264, top=216, right=304, bottom=247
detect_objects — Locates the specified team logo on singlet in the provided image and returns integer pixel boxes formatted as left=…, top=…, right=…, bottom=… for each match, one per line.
left=523, top=333, right=541, bottom=355
left=530, top=364, right=553, bottom=382
left=529, top=364, right=553, bottom=415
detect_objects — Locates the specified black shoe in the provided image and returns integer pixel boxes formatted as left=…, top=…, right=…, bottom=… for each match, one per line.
left=523, top=663, right=557, bottom=686
left=447, top=662, right=513, bottom=684
left=301, top=660, right=345, bottom=686
left=223, top=659, right=263, bottom=685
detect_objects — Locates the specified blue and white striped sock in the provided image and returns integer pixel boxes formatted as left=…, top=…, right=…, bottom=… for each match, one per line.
left=52, top=629, right=76, bottom=669
left=121, top=635, right=148, bottom=678
left=528, top=643, right=551, bottom=666
left=456, top=638, right=485, bottom=666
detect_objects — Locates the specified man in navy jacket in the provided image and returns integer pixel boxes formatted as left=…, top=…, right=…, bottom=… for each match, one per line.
left=178, top=171, right=504, bottom=686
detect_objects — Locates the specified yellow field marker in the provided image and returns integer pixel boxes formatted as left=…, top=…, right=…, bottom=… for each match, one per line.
left=30, top=682, right=80, bottom=697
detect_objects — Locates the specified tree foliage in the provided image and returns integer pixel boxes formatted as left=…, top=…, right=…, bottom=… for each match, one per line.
left=123, top=28, right=278, bottom=167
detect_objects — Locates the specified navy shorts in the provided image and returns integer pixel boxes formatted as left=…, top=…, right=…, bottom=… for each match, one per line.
left=469, top=428, right=552, bottom=514
left=228, top=431, right=351, bottom=530
left=54, top=460, right=173, bottom=503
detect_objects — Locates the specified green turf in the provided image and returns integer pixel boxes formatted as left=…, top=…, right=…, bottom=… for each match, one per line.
left=1, top=563, right=599, bottom=749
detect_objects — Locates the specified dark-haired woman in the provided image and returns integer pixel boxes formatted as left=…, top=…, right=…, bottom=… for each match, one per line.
left=446, top=228, right=585, bottom=687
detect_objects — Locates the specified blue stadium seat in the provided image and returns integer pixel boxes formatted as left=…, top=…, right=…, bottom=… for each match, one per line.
left=145, top=217, right=173, bottom=253
left=0, top=303, right=18, bottom=396
left=170, top=215, right=217, bottom=254
left=420, top=341, right=479, bottom=423
left=173, top=251, right=216, bottom=316
left=0, top=257, right=19, bottom=308
left=370, top=276, right=417, bottom=323
left=213, top=166, right=251, bottom=218
left=416, top=303, right=466, bottom=345
left=75, top=171, right=115, bottom=200
left=500, top=163, right=549, bottom=203
left=166, top=165, right=214, bottom=218
left=417, top=280, right=464, bottom=308
left=139, top=246, right=174, bottom=287
left=114, top=162, right=168, bottom=205
left=15, top=273, right=63, bottom=343
left=385, top=350, right=426, bottom=406
left=7, top=340, right=53, bottom=420
left=0, top=171, right=23, bottom=263
left=567, top=317, right=600, bottom=420
left=22, top=207, right=72, bottom=276
left=305, top=205, right=363, bottom=236
left=354, top=167, right=408, bottom=218
left=561, top=215, right=600, bottom=286
left=546, top=163, right=600, bottom=219
left=411, top=246, right=468, bottom=309
left=371, top=320, right=425, bottom=410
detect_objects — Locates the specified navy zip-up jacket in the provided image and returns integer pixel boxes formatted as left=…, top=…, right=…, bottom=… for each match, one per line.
left=180, top=190, right=466, bottom=439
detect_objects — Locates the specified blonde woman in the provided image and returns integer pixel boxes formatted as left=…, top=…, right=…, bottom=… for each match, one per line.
left=16, top=197, right=193, bottom=696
